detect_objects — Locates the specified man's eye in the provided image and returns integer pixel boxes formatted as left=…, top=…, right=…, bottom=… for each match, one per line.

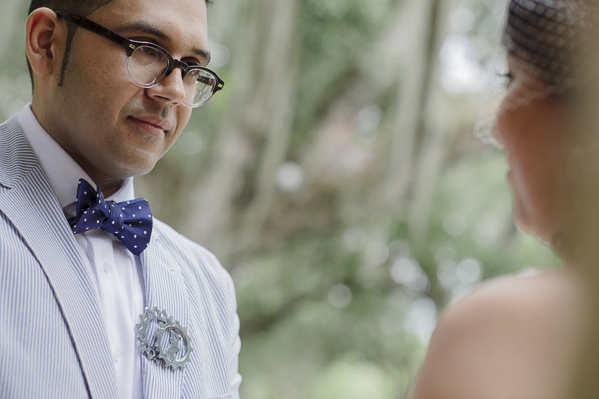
left=183, top=58, right=202, bottom=67
left=135, top=46, right=163, bottom=60
left=138, top=47, right=154, bottom=55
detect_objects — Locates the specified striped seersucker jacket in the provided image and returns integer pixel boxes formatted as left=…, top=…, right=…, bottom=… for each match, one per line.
left=0, top=115, right=241, bottom=399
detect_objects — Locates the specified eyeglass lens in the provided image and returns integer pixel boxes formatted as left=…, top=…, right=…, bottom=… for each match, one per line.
left=127, top=45, right=218, bottom=107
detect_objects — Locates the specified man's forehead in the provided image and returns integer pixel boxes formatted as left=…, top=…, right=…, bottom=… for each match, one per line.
left=92, top=0, right=209, bottom=52
left=92, top=0, right=208, bottom=35
left=96, top=0, right=207, bottom=13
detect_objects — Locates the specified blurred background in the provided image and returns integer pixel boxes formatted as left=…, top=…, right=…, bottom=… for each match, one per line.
left=0, top=0, right=560, bottom=397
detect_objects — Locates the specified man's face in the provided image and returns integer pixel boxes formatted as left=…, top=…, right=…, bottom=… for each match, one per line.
left=44, top=0, right=209, bottom=183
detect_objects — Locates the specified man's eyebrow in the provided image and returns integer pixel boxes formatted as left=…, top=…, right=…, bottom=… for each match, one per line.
left=193, top=48, right=212, bottom=64
left=116, top=21, right=212, bottom=63
left=115, top=21, right=169, bottom=40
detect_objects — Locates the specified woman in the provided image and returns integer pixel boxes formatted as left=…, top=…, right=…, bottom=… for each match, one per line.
left=411, top=1, right=599, bottom=398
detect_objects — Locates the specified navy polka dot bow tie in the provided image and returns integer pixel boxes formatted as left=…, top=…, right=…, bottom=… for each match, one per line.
left=68, top=179, right=153, bottom=255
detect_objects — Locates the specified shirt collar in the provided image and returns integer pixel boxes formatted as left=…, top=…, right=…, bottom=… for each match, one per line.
left=18, top=103, right=135, bottom=210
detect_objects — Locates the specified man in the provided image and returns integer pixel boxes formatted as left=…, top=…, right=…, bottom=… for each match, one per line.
left=0, top=0, right=241, bottom=398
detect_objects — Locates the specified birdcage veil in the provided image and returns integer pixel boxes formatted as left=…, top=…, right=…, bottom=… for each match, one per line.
left=474, top=0, right=588, bottom=145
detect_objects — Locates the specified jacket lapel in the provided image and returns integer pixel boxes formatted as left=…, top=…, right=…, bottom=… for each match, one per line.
left=0, top=117, right=119, bottom=399
left=140, top=229, right=189, bottom=399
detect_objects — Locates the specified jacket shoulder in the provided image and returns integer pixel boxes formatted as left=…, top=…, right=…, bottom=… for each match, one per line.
left=0, top=115, right=38, bottom=188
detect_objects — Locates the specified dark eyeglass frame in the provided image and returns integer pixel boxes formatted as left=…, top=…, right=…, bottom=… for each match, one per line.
left=54, top=10, right=225, bottom=107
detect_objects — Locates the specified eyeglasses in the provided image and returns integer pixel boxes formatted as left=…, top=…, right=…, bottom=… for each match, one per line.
left=54, top=10, right=225, bottom=108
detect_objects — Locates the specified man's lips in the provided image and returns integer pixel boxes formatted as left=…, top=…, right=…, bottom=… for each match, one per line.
left=129, top=115, right=172, bottom=138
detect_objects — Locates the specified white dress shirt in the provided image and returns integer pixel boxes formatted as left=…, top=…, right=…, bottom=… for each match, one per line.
left=19, top=103, right=144, bottom=399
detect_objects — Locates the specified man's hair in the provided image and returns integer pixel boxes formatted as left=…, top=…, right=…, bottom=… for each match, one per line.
left=27, top=0, right=112, bottom=88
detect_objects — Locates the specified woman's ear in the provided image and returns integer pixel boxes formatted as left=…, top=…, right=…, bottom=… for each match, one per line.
left=25, top=8, right=64, bottom=78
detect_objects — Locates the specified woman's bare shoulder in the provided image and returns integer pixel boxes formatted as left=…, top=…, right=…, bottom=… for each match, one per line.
left=411, top=268, right=587, bottom=399
left=444, top=267, right=584, bottom=326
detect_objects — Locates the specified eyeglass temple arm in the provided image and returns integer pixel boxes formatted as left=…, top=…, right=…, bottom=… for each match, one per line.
left=197, top=75, right=225, bottom=92
left=54, top=10, right=135, bottom=56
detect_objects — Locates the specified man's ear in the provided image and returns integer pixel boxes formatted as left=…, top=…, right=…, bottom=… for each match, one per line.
left=25, top=8, right=65, bottom=78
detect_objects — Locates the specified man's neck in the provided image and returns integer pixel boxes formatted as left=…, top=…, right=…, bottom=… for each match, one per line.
left=92, top=176, right=126, bottom=198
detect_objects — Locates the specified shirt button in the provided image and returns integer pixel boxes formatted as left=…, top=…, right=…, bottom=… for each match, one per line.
left=113, top=353, right=120, bottom=363
left=103, top=262, right=110, bottom=273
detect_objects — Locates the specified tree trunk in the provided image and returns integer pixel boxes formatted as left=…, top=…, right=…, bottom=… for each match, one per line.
left=185, top=0, right=300, bottom=261
left=377, top=0, right=442, bottom=213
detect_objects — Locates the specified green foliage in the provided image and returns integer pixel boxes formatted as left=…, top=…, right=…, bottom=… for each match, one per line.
left=294, top=0, right=396, bottom=137
left=236, top=232, right=427, bottom=398
left=306, top=357, right=398, bottom=399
